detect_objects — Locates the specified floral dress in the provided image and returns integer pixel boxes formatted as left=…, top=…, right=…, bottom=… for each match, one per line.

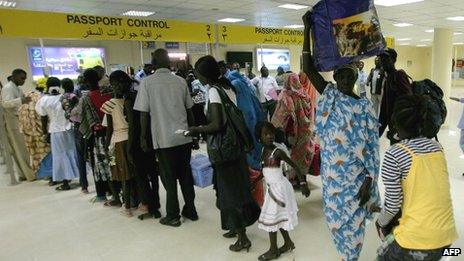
left=315, top=83, right=380, bottom=261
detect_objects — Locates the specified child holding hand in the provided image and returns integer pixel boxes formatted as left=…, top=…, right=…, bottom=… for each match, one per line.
left=255, top=121, right=310, bottom=261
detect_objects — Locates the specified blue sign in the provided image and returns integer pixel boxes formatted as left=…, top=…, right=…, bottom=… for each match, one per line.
left=165, top=42, right=180, bottom=49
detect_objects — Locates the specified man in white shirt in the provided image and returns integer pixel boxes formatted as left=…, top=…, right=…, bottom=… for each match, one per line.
left=134, top=49, right=197, bottom=227
left=356, top=61, right=368, bottom=97
left=251, top=66, right=279, bottom=120
left=1, top=69, right=34, bottom=181
left=367, top=57, right=384, bottom=117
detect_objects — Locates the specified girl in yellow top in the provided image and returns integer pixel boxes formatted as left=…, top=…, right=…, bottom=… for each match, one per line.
left=376, top=95, right=458, bottom=260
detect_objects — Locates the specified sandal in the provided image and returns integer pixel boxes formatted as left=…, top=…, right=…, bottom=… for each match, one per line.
left=56, top=184, right=71, bottom=191
left=121, top=208, right=133, bottom=217
left=104, top=200, right=122, bottom=207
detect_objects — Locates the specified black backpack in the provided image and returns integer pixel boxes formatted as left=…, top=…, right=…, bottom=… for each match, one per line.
left=410, top=79, right=447, bottom=138
left=206, top=86, right=254, bottom=164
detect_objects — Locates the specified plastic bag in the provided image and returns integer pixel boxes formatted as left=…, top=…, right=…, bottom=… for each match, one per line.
left=309, top=0, right=386, bottom=71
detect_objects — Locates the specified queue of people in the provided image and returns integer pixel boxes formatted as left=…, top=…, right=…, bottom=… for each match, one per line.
left=0, top=13, right=459, bottom=261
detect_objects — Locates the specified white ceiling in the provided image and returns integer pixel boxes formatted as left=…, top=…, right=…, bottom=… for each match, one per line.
left=7, top=0, right=464, bottom=46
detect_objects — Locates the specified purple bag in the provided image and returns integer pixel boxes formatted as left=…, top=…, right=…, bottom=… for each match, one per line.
left=309, top=0, right=386, bottom=71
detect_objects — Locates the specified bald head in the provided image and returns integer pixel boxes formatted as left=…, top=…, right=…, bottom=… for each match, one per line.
left=152, top=49, right=170, bottom=70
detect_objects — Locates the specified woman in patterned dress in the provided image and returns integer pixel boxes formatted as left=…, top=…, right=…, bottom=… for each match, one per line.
left=271, top=73, right=315, bottom=180
left=302, top=11, right=381, bottom=261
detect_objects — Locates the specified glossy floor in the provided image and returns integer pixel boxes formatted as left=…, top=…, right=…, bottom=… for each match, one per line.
left=1, top=89, right=464, bottom=261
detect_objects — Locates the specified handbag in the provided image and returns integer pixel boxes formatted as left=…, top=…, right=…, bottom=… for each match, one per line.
left=206, top=86, right=254, bottom=164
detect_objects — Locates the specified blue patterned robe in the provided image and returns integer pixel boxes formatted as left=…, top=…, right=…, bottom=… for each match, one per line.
left=315, top=83, right=381, bottom=261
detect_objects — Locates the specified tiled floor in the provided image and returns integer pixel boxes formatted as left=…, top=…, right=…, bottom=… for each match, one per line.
left=1, top=89, right=464, bottom=261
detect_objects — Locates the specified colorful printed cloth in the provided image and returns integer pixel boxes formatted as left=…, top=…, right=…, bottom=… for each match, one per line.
left=315, top=83, right=381, bottom=261
left=18, top=92, right=50, bottom=173
left=299, top=72, right=318, bottom=121
left=271, top=73, right=315, bottom=174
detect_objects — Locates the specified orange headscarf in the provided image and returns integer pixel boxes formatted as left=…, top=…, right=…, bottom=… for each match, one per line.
left=299, top=72, right=317, bottom=120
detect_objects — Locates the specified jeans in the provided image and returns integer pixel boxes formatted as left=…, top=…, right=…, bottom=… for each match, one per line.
left=156, top=143, right=196, bottom=220
left=74, top=124, right=88, bottom=189
left=378, top=240, right=446, bottom=261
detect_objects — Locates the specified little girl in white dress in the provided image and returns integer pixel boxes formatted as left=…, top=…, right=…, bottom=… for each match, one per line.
left=256, top=122, right=311, bottom=261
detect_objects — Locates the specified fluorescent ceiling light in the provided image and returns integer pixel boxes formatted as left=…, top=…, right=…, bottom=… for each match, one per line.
left=393, top=23, right=413, bottom=27
left=420, top=39, right=432, bottom=42
left=399, top=43, right=410, bottom=46
left=121, top=10, right=154, bottom=17
left=397, top=38, right=412, bottom=41
left=453, top=42, right=464, bottom=45
left=0, top=1, right=17, bottom=7
left=455, top=32, right=463, bottom=35
left=218, top=18, right=245, bottom=23
left=284, top=24, right=304, bottom=29
left=375, top=0, right=424, bottom=6
left=278, top=4, right=309, bottom=10
left=447, top=16, right=464, bottom=21
left=425, top=29, right=434, bottom=33
left=416, top=44, right=427, bottom=47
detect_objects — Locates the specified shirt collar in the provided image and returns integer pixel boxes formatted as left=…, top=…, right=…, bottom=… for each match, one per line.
left=155, top=68, right=171, bottom=74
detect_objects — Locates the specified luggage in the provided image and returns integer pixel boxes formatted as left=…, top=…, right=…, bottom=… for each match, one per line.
left=190, top=154, right=213, bottom=188
left=308, top=0, right=386, bottom=71
left=411, top=79, right=447, bottom=139
left=249, top=167, right=264, bottom=207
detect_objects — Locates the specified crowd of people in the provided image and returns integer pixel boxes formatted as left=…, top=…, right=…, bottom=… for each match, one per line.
left=0, top=13, right=459, bottom=261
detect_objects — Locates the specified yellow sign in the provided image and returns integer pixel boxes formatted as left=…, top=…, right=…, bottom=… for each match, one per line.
left=0, top=9, right=215, bottom=43
left=385, top=37, right=395, bottom=48
left=217, top=24, right=304, bottom=45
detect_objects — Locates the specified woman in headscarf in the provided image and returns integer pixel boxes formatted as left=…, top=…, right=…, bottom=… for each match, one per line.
left=226, top=69, right=264, bottom=171
left=271, top=73, right=315, bottom=181
left=301, top=11, right=381, bottom=261
left=299, top=72, right=318, bottom=120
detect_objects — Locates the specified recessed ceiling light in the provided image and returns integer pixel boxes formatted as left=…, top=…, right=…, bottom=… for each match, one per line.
left=397, top=38, right=412, bottom=41
left=218, top=18, right=245, bottom=23
left=425, top=29, right=434, bottom=33
left=278, top=4, right=309, bottom=10
left=453, top=42, right=464, bottom=45
left=420, top=39, right=432, bottom=42
left=121, top=10, right=154, bottom=17
left=455, top=32, right=463, bottom=35
left=447, top=16, right=464, bottom=21
left=416, top=44, right=427, bottom=47
left=0, top=1, right=17, bottom=7
left=375, top=0, right=424, bottom=7
left=393, top=23, right=413, bottom=27
left=284, top=24, right=304, bottom=29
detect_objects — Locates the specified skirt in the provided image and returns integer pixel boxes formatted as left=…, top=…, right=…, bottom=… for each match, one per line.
left=51, top=130, right=80, bottom=181
left=214, top=156, right=261, bottom=231
left=111, top=141, right=133, bottom=181
left=258, top=167, right=298, bottom=232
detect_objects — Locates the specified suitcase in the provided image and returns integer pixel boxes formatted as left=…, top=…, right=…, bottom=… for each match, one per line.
left=308, top=0, right=386, bottom=71
left=249, top=167, right=264, bottom=207
left=190, top=154, right=213, bottom=188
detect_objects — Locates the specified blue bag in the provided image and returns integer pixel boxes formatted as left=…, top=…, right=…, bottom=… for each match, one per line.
left=37, top=152, right=53, bottom=179
left=309, top=0, right=386, bottom=71
left=190, top=154, right=213, bottom=188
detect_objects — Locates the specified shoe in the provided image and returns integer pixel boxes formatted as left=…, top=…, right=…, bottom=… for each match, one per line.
left=223, top=231, right=237, bottom=238
left=121, top=208, right=133, bottom=217
left=81, top=188, right=89, bottom=194
left=229, top=239, right=251, bottom=252
left=278, top=243, right=295, bottom=255
left=182, top=210, right=199, bottom=221
left=153, top=210, right=162, bottom=219
left=159, top=217, right=181, bottom=227
left=19, top=177, right=27, bottom=182
left=56, top=184, right=71, bottom=191
left=258, top=250, right=281, bottom=261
